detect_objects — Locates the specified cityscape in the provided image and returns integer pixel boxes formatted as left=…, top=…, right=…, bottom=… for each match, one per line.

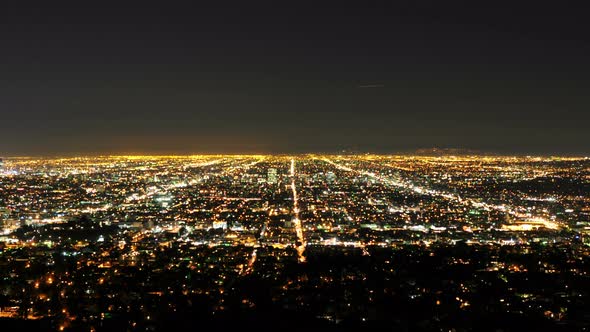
left=2, top=1, right=590, bottom=331
left=1, top=155, right=589, bottom=330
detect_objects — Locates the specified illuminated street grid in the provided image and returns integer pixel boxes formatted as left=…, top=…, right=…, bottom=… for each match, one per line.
left=0, top=155, right=589, bottom=329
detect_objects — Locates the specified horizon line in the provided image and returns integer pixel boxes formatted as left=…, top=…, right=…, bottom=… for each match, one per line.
left=1, top=152, right=589, bottom=159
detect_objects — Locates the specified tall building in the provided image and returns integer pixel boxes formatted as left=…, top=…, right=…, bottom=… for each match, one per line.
left=267, top=168, right=278, bottom=184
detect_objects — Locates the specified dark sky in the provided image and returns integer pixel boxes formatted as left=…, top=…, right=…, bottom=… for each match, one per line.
left=1, top=1, right=589, bottom=155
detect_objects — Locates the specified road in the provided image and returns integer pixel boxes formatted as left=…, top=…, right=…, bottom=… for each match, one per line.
left=290, top=158, right=306, bottom=263
left=320, top=157, right=559, bottom=228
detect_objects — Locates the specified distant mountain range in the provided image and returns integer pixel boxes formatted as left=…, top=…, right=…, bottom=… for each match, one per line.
left=332, top=148, right=493, bottom=156
left=412, top=148, right=490, bottom=156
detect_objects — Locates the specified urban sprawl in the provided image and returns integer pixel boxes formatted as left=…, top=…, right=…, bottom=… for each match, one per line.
left=1, top=155, right=589, bottom=330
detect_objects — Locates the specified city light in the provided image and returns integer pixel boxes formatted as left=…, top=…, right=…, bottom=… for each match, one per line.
left=0, top=154, right=588, bottom=330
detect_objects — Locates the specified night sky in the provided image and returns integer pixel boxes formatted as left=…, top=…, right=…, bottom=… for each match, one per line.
left=1, top=2, right=589, bottom=155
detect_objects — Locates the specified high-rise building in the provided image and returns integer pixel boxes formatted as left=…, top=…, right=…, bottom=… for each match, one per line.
left=267, top=168, right=278, bottom=184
